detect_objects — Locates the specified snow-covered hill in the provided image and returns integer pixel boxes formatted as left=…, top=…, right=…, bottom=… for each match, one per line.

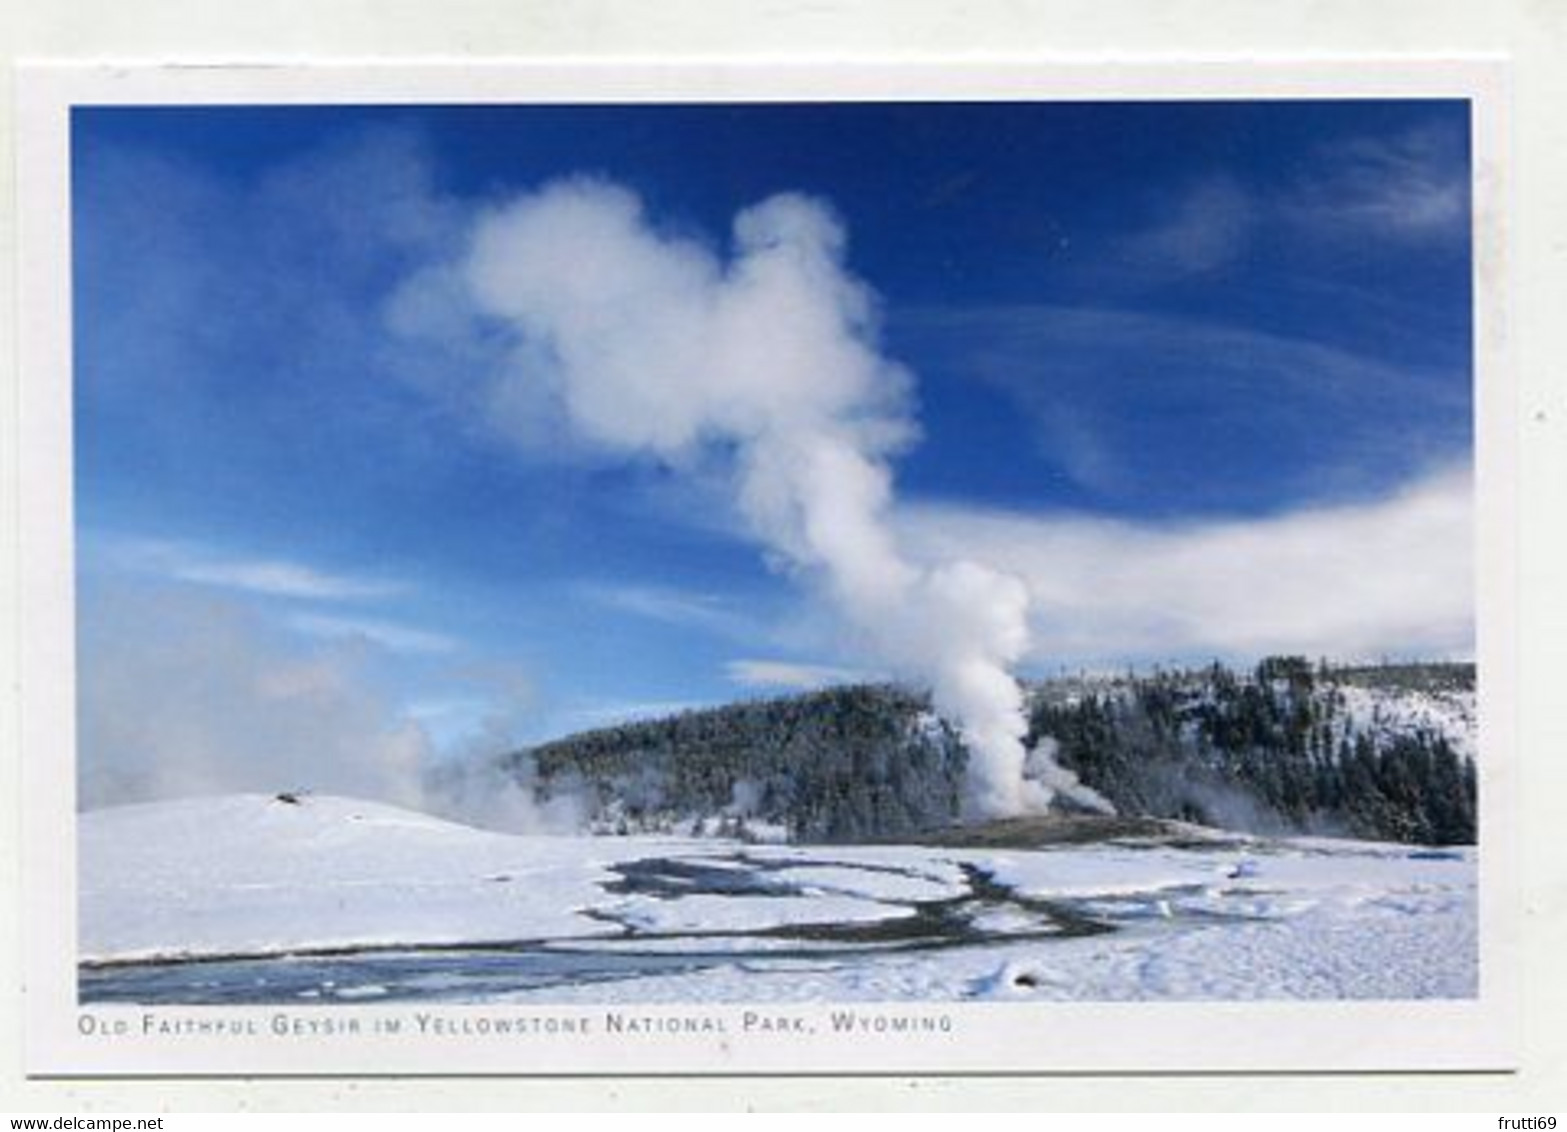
left=1030, top=659, right=1478, bottom=843
left=79, top=794, right=634, bottom=963
left=1335, top=681, right=1477, bottom=763
left=487, top=660, right=1477, bottom=845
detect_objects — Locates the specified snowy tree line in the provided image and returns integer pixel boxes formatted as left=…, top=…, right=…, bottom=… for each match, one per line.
left=515, top=685, right=969, bottom=841
left=506, top=658, right=1477, bottom=845
left=1028, top=658, right=1477, bottom=844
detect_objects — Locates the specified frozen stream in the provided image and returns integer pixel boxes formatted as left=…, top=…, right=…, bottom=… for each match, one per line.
left=78, top=795, right=1478, bottom=1003
left=82, top=853, right=1115, bottom=1004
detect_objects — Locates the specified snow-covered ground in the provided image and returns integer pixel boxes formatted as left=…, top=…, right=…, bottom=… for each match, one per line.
left=79, top=794, right=1476, bottom=1002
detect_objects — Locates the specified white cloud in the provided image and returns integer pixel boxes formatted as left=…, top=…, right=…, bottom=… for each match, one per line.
left=1284, top=125, right=1469, bottom=244
left=105, top=536, right=403, bottom=601
left=899, top=465, right=1472, bottom=666
left=1118, top=176, right=1257, bottom=277
left=577, top=582, right=757, bottom=640
left=1086, top=126, right=1466, bottom=295
left=725, top=658, right=873, bottom=691
left=288, top=612, right=458, bottom=655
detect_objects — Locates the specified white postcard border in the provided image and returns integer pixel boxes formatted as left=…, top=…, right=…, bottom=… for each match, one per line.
left=16, top=58, right=1518, bottom=1077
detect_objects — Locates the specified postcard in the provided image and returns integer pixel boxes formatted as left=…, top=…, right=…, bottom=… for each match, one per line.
left=15, top=59, right=1516, bottom=1076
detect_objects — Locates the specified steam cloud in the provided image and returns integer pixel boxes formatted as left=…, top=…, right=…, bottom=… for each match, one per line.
left=78, top=579, right=431, bottom=811
left=401, top=179, right=1091, bottom=818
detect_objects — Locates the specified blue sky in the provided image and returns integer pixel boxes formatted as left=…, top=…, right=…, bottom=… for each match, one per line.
left=71, top=100, right=1474, bottom=793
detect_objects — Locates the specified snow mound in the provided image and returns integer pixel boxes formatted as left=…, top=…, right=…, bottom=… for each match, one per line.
left=79, top=793, right=639, bottom=962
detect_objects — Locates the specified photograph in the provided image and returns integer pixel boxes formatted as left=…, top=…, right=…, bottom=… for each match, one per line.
left=16, top=63, right=1510, bottom=1076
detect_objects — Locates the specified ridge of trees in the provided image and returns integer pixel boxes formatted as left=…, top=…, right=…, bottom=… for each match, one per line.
left=503, top=658, right=1477, bottom=845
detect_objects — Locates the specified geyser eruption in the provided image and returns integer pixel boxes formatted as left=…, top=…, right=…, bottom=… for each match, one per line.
left=415, top=178, right=1101, bottom=818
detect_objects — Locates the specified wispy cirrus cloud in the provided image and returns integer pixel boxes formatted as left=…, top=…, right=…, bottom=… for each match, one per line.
left=724, top=658, right=874, bottom=691
left=1090, top=124, right=1468, bottom=291
left=1282, top=125, right=1469, bottom=245
left=577, top=581, right=762, bottom=641
left=900, top=302, right=1469, bottom=510
left=288, top=612, right=458, bottom=655
left=102, top=536, right=405, bottom=601
left=1113, top=175, right=1258, bottom=279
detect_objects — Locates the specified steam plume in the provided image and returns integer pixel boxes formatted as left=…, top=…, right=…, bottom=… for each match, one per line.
left=418, top=179, right=1091, bottom=818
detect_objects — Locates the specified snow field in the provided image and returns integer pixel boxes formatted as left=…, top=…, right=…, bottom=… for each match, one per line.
left=79, top=794, right=1476, bottom=1001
